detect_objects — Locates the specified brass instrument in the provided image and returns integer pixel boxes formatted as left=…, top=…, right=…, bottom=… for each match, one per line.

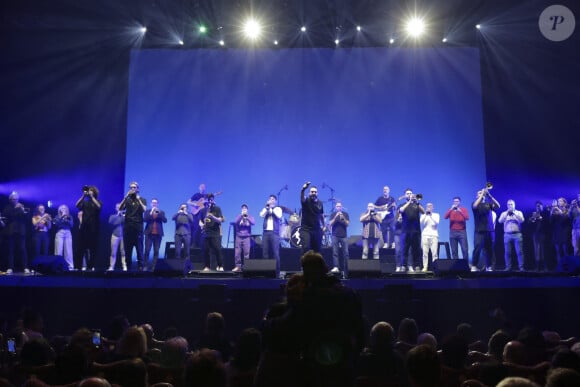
left=486, top=182, right=493, bottom=190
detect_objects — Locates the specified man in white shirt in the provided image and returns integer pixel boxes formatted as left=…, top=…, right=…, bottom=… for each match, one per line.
left=498, top=199, right=525, bottom=271
left=259, top=195, right=284, bottom=276
left=420, top=203, right=440, bottom=272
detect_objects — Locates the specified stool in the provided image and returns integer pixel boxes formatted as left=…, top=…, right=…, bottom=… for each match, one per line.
left=437, top=242, right=451, bottom=259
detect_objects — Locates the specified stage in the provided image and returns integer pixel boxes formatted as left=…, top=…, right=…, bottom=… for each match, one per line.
left=2, top=260, right=580, bottom=346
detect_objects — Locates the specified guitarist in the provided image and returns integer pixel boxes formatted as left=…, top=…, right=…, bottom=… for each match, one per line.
left=187, top=183, right=208, bottom=248
left=374, top=186, right=397, bottom=248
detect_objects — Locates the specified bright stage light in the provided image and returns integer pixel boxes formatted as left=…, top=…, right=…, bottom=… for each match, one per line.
left=140, top=26, right=147, bottom=34
left=301, top=26, right=307, bottom=32
left=442, top=37, right=447, bottom=43
left=389, top=38, right=395, bottom=44
left=476, top=24, right=481, bottom=30
left=273, top=40, right=278, bottom=45
left=179, top=40, right=184, bottom=45
left=334, top=39, right=339, bottom=45
left=243, top=19, right=262, bottom=40
left=405, top=17, right=425, bottom=37
left=199, top=25, right=207, bottom=34
left=356, top=26, right=361, bottom=31
left=219, top=40, right=225, bottom=46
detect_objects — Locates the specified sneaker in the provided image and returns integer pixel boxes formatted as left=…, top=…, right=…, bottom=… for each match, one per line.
left=24, top=268, right=31, bottom=274
left=395, top=267, right=402, bottom=272
left=107, top=267, right=114, bottom=272
left=122, top=266, right=127, bottom=272
left=232, top=267, right=242, bottom=273
left=6, top=269, right=13, bottom=275
left=486, top=267, right=493, bottom=272
left=470, top=266, right=478, bottom=272
left=81, top=267, right=87, bottom=272
left=202, top=267, right=211, bottom=272
left=421, top=268, right=428, bottom=273
left=216, top=266, right=224, bottom=272
left=408, top=267, right=415, bottom=273
left=330, top=267, right=340, bottom=273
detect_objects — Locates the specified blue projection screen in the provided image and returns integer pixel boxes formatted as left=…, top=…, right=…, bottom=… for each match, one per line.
left=126, top=47, right=486, bottom=254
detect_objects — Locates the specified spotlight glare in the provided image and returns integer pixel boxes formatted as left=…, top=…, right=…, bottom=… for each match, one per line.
left=389, top=38, right=395, bottom=44
left=476, top=24, right=481, bottom=29
left=199, top=25, right=207, bottom=34
left=301, top=26, right=306, bottom=32
left=243, top=19, right=262, bottom=40
left=334, top=39, right=339, bottom=45
left=442, top=37, right=447, bottom=43
left=179, top=40, right=184, bottom=45
left=273, top=40, right=278, bottom=45
left=405, top=17, right=425, bottom=37
left=356, top=25, right=361, bottom=31
left=140, top=26, right=147, bottom=34
left=219, top=40, right=225, bottom=46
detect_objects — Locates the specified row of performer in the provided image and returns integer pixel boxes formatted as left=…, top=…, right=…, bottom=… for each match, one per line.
left=1, top=182, right=579, bottom=276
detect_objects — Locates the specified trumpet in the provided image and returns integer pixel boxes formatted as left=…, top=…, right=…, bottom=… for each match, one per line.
left=486, top=182, right=493, bottom=190
left=411, top=193, right=423, bottom=203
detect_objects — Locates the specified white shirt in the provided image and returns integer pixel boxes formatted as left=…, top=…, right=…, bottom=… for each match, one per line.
left=420, top=212, right=440, bottom=237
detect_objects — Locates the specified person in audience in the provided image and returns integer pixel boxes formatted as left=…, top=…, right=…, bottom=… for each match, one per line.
left=225, top=328, right=262, bottom=387
left=417, top=332, right=438, bottom=351
left=355, top=321, right=408, bottom=387
left=160, top=336, right=189, bottom=367
left=546, top=367, right=580, bottom=387
left=406, top=344, right=441, bottom=387
left=496, top=377, right=541, bottom=387
left=184, top=348, right=226, bottom=387
left=395, top=317, right=418, bottom=356
left=195, top=312, right=233, bottom=362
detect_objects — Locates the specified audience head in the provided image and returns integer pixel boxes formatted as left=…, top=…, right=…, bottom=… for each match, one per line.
left=205, top=312, right=226, bottom=337
left=517, top=326, right=547, bottom=365
left=184, top=348, right=226, bottom=387
left=496, top=377, right=540, bottom=387
left=19, top=338, right=55, bottom=366
left=406, top=344, right=441, bottom=387
left=551, top=348, right=580, bottom=373
left=369, top=321, right=395, bottom=352
left=546, top=368, right=580, bottom=387
left=440, top=334, right=468, bottom=370
left=503, top=340, right=526, bottom=365
left=397, top=318, right=418, bottom=344
left=78, top=378, right=112, bottom=387
left=109, top=314, right=130, bottom=341
left=417, top=332, right=438, bottom=351
left=488, top=329, right=512, bottom=361
left=161, top=336, right=189, bottom=367
left=456, top=323, right=476, bottom=343
left=231, top=328, right=262, bottom=370
left=116, top=326, right=147, bottom=358
left=300, top=251, right=329, bottom=283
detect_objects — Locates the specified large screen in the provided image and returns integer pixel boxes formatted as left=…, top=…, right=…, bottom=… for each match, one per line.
left=126, top=47, right=486, bottom=255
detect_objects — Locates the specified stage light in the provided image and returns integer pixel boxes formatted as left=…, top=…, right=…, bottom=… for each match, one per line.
left=179, top=40, right=184, bottom=45
left=476, top=24, right=481, bottom=29
left=405, top=17, right=425, bottom=37
left=243, top=19, right=262, bottom=40
left=273, top=40, right=278, bottom=45
left=219, top=40, right=225, bottom=46
left=301, top=26, right=306, bottom=32
left=140, top=26, right=147, bottom=34
left=199, top=25, right=207, bottom=34
left=389, top=38, right=395, bottom=44
left=442, top=37, right=447, bottom=43
left=334, top=39, right=339, bottom=45
left=356, top=26, right=361, bottom=31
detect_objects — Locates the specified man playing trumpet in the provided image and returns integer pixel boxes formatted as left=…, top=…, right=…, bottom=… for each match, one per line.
left=471, top=185, right=500, bottom=272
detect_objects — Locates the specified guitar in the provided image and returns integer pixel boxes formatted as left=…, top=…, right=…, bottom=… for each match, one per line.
left=189, top=191, right=223, bottom=215
left=375, top=201, right=396, bottom=220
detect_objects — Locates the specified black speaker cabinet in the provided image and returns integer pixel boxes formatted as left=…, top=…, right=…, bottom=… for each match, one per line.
left=557, top=256, right=580, bottom=273
left=31, top=255, right=69, bottom=274
left=243, top=259, right=277, bottom=278
left=433, top=259, right=469, bottom=276
left=349, top=259, right=382, bottom=278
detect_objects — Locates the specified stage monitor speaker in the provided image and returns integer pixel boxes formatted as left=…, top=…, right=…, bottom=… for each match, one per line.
left=155, top=259, right=202, bottom=276
left=349, top=259, right=381, bottom=278
left=243, top=259, right=277, bottom=278
left=557, top=256, right=580, bottom=273
left=433, top=259, right=469, bottom=276
left=31, top=255, right=69, bottom=274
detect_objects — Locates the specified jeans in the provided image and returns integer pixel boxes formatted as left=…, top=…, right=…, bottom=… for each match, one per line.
left=55, top=229, right=73, bottom=269
left=332, top=235, right=350, bottom=273
left=504, top=232, right=524, bottom=270
left=449, top=229, right=469, bottom=260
